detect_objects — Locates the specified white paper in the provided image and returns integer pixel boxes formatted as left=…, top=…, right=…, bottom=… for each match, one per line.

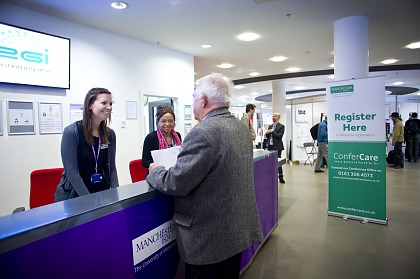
left=151, top=145, right=182, bottom=170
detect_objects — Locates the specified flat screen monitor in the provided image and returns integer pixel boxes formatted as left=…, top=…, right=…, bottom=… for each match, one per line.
left=0, top=22, right=70, bottom=89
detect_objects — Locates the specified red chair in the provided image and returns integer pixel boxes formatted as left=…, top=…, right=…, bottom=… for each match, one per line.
left=30, top=168, right=64, bottom=209
left=129, top=159, right=148, bottom=183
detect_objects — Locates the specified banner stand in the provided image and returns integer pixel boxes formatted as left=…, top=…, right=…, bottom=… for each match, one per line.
left=327, top=211, right=388, bottom=225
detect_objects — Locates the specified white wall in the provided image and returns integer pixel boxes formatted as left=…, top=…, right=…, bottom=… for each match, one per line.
left=0, top=3, right=194, bottom=216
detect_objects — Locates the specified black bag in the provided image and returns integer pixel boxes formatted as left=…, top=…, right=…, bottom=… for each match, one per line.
left=310, top=123, right=319, bottom=140
left=386, top=150, right=395, bottom=164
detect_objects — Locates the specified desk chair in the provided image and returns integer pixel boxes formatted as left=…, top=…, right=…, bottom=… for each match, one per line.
left=129, top=159, right=148, bottom=183
left=303, top=142, right=317, bottom=166
left=30, top=168, right=64, bottom=209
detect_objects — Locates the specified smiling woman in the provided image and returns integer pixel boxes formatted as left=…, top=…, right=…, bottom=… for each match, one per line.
left=142, top=105, right=182, bottom=172
left=54, top=87, right=119, bottom=202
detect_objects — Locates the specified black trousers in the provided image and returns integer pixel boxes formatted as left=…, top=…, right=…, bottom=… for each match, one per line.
left=394, top=142, right=404, bottom=167
left=268, top=148, right=283, bottom=180
left=185, top=252, right=242, bottom=279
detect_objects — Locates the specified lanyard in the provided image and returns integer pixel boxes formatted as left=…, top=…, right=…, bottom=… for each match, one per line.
left=165, top=135, right=174, bottom=147
left=92, top=136, right=101, bottom=173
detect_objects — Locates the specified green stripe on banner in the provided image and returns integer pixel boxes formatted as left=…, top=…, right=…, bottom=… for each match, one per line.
left=328, top=141, right=386, bottom=221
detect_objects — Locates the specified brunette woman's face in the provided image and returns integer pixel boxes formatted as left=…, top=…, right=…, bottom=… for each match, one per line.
left=89, top=94, right=113, bottom=122
left=157, top=113, right=175, bottom=135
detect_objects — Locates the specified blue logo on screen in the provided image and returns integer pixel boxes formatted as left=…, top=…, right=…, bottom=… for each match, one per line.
left=0, top=46, right=49, bottom=64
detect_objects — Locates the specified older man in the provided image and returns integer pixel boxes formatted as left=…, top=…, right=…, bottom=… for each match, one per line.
left=265, top=112, right=285, bottom=183
left=147, top=73, right=263, bottom=279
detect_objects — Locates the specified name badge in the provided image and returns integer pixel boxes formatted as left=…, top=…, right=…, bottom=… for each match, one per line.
left=91, top=173, right=103, bottom=183
left=100, top=144, right=109, bottom=150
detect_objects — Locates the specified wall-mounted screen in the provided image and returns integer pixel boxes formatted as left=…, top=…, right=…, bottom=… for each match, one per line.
left=0, top=22, right=70, bottom=89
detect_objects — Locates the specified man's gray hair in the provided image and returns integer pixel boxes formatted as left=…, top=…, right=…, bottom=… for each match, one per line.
left=195, top=73, right=232, bottom=104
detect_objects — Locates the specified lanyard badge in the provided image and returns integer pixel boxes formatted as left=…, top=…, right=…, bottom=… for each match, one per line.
left=91, top=136, right=103, bottom=183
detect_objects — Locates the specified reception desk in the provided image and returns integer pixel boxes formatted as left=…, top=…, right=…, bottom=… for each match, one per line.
left=0, top=150, right=278, bottom=278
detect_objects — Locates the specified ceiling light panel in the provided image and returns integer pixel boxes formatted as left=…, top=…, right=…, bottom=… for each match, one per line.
left=270, top=56, right=287, bottom=62
left=111, top=1, right=128, bottom=9
left=406, top=42, right=420, bottom=49
left=218, top=63, right=233, bottom=69
left=381, top=59, right=398, bottom=64
left=237, top=32, right=260, bottom=41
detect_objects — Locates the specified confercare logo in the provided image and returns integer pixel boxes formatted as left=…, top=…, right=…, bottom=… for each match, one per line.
left=331, top=84, right=354, bottom=94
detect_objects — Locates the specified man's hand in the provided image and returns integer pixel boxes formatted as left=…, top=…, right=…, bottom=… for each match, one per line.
left=149, top=163, right=157, bottom=172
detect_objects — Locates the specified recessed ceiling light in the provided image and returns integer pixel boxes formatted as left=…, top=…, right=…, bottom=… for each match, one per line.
left=294, top=86, right=306, bottom=90
left=329, top=64, right=334, bottom=68
left=381, top=59, right=398, bottom=65
left=270, top=56, right=287, bottom=62
left=286, top=67, right=300, bottom=72
left=218, top=63, right=233, bottom=69
left=111, top=1, right=128, bottom=9
left=328, top=75, right=335, bottom=79
left=406, top=42, right=420, bottom=49
left=237, top=32, right=260, bottom=41
left=234, top=85, right=244, bottom=89
left=393, top=81, right=404, bottom=85
left=251, top=92, right=259, bottom=96
left=201, top=44, right=213, bottom=48
left=249, top=72, right=260, bottom=77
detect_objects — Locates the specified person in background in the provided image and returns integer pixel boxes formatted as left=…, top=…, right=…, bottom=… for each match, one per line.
left=55, top=88, right=119, bottom=201
left=147, top=73, right=263, bottom=279
left=265, top=112, right=286, bottom=184
left=404, top=112, right=420, bottom=162
left=142, top=105, right=182, bottom=171
left=390, top=112, right=404, bottom=169
left=241, top=103, right=257, bottom=148
left=314, top=115, right=328, bottom=173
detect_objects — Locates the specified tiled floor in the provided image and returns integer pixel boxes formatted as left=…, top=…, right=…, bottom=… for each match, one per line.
left=241, top=161, right=420, bottom=279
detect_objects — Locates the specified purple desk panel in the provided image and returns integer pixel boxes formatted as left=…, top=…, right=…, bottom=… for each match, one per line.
left=241, top=150, right=278, bottom=272
left=0, top=151, right=278, bottom=278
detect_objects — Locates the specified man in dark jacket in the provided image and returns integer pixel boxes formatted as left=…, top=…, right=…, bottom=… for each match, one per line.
left=265, top=112, right=286, bottom=183
left=404, top=112, right=420, bottom=162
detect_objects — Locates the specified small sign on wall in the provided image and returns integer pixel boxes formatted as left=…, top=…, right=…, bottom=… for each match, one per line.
left=70, top=103, right=83, bottom=123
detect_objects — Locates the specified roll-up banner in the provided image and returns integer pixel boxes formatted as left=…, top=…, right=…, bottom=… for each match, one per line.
left=327, top=76, right=387, bottom=225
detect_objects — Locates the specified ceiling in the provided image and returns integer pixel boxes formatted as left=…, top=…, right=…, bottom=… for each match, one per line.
left=4, top=0, right=420, bottom=106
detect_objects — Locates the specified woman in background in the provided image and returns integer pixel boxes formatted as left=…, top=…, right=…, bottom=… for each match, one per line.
left=55, top=88, right=119, bottom=201
left=142, top=105, right=182, bottom=172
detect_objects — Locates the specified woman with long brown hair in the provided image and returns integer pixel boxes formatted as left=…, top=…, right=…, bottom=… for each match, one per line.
left=55, top=88, right=119, bottom=201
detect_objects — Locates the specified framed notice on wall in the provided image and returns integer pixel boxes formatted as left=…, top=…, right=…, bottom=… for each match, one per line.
left=7, top=100, right=35, bottom=135
left=70, top=103, right=83, bottom=123
left=39, top=102, right=63, bottom=134
left=126, top=101, right=138, bottom=119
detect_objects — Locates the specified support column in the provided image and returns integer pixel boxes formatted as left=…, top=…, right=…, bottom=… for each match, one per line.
left=272, top=79, right=287, bottom=157
left=334, top=16, right=369, bottom=80
left=272, top=80, right=286, bottom=119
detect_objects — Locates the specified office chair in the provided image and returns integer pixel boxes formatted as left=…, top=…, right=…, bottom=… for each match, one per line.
left=129, top=159, right=148, bottom=183
left=303, top=142, right=317, bottom=166
left=30, top=168, right=64, bottom=209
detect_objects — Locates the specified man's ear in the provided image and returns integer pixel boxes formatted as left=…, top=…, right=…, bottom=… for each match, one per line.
left=201, top=95, right=208, bottom=107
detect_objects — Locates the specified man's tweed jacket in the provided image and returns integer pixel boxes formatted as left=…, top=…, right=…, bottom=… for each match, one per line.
left=147, top=107, right=263, bottom=265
